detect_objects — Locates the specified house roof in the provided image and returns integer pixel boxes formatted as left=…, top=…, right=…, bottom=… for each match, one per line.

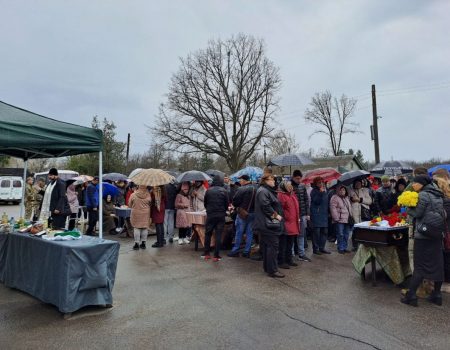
left=295, top=155, right=365, bottom=173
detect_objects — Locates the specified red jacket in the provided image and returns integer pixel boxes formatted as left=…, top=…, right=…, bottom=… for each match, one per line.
left=278, top=191, right=300, bottom=235
left=151, top=193, right=166, bottom=224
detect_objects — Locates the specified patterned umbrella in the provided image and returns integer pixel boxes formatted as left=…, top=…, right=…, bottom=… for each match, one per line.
left=371, top=161, right=413, bottom=176
left=230, top=166, right=264, bottom=182
left=68, top=174, right=94, bottom=186
left=338, top=170, right=371, bottom=186
left=268, top=153, right=315, bottom=166
left=103, top=172, right=128, bottom=182
left=128, top=168, right=143, bottom=179
left=130, top=169, right=175, bottom=187
left=176, top=170, right=212, bottom=183
left=301, top=168, right=341, bottom=184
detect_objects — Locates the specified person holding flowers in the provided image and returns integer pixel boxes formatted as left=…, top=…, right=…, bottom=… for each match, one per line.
left=401, top=175, right=446, bottom=307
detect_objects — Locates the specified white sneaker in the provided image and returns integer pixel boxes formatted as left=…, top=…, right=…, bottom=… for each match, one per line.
left=183, top=238, right=190, bottom=244
left=178, top=238, right=184, bottom=245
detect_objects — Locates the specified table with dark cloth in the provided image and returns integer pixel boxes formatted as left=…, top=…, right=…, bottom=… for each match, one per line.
left=0, top=232, right=120, bottom=314
left=352, top=224, right=411, bottom=286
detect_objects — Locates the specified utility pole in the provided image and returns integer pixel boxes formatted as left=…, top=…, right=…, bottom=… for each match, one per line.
left=371, top=84, right=380, bottom=164
left=126, top=133, right=130, bottom=172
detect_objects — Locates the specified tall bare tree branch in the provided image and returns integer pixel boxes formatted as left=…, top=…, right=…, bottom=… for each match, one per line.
left=151, top=34, right=281, bottom=171
left=304, top=91, right=358, bottom=156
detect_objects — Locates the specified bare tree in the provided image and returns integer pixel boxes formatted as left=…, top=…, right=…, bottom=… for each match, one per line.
left=152, top=34, right=281, bottom=171
left=304, top=91, right=358, bottom=156
left=265, top=129, right=299, bottom=158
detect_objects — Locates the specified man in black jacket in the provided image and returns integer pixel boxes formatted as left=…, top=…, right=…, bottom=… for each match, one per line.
left=291, top=170, right=311, bottom=262
left=48, top=168, right=70, bottom=229
left=164, top=182, right=177, bottom=243
left=202, top=175, right=229, bottom=261
left=228, top=175, right=256, bottom=257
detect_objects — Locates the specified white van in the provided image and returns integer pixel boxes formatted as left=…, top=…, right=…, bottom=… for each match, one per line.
left=0, top=176, right=23, bottom=204
left=34, top=170, right=79, bottom=184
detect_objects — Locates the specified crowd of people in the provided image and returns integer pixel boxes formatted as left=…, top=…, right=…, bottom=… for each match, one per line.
left=23, top=166, right=450, bottom=306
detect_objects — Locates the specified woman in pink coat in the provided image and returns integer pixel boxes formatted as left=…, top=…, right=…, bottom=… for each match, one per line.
left=129, top=185, right=151, bottom=250
left=277, top=181, right=300, bottom=268
left=330, top=185, right=353, bottom=254
left=175, top=182, right=191, bottom=245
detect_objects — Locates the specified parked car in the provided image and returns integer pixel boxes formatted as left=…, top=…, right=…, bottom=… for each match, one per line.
left=0, top=176, right=23, bottom=204
left=33, top=170, right=79, bottom=184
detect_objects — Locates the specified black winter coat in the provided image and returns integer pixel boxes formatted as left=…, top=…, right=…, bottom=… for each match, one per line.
left=49, top=179, right=70, bottom=215
left=164, top=183, right=177, bottom=210
left=408, top=184, right=445, bottom=240
left=232, top=184, right=257, bottom=213
left=204, top=178, right=229, bottom=219
left=291, top=181, right=310, bottom=216
left=253, top=184, right=283, bottom=236
left=374, top=187, right=395, bottom=215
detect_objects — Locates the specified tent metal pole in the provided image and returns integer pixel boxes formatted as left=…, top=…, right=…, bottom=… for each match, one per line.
left=99, top=151, right=103, bottom=239
left=20, top=160, right=27, bottom=219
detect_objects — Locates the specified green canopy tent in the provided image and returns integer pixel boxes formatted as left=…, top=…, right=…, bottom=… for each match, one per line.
left=0, top=100, right=106, bottom=238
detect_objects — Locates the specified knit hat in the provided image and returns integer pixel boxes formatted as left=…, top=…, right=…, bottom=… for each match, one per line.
left=292, top=169, right=303, bottom=177
left=381, top=175, right=390, bottom=182
left=48, top=168, right=58, bottom=176
left=413, top=175, right=431, bottom=186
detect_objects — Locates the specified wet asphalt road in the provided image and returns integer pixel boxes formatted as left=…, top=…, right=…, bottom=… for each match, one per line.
left=1, top=205, right=449, bottom=349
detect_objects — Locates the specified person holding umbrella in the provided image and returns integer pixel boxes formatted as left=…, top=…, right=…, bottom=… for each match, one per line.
left=191, top=181, right=206, bottom=211
left=175, top=182, right=192, bottom=245
left=129, top=185, right=152, bottom=250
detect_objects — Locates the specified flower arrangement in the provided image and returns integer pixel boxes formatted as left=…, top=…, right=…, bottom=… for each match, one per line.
left=370, top=212, right=408, bottom=227
left=397, top=190, right=419, bottom=207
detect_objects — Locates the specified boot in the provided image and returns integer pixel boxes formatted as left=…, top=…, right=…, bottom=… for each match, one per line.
left=400, top=291, right=418, bottom=307
left=427, top=292, right=442, bottom=306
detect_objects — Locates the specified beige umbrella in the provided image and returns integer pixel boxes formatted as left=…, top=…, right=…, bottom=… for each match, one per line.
left=130, top=168, right=174, bottom=187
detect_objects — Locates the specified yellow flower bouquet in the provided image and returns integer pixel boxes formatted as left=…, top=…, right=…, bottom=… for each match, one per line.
left=397, top=190, right=419, bottom=207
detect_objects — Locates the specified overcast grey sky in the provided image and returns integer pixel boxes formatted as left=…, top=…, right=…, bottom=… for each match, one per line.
left=1, top=0, right=449, bottom=162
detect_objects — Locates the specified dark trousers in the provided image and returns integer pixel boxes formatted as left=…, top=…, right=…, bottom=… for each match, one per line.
left=155, top=223, right=164, bottom=244
left=408, top=275, right=442, bottom=297
left=312, top=227, right=328, bottom=252
left=204, top=216, right=224, bottom=257
left=86, top=208, right=98, bottom=235
left=51, top=214, right=67, bottom=230
left=261, top=233, right=279, bottom=274
left=179, top=227, right=189, bottom=239
left=278, top=234, right=295, bottom=265
left=68, top=213, right=77, bottom=231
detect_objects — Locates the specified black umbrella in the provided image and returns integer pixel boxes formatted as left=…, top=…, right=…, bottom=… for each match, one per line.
left=205, top=169, right=225, bottom=178
left=371, top=161, right=413, bottom=176
left=103, top=172, right=128, bottom=182
left=268, top=153, right=315, bottom=166
left=338, top=170, right=371, bottom=186
left=176, top=170, right=212, bottom=183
